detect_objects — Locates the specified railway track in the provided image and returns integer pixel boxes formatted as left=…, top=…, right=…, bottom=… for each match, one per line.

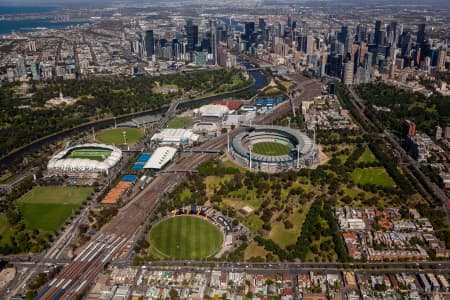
left=36, top=137, right=225, bottom=298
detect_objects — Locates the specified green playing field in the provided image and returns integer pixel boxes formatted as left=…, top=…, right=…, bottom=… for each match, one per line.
left=252, top=141, right=292, bottom=156
left=97, top=128, right=143, bottom=145
left=67, top=148, right=112, bottom=161
left=17, top=186, right=93, bottom=232
left=148, top=216, right=223, bottom=260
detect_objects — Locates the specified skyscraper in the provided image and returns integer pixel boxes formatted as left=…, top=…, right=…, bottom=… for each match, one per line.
left=374, top=20, right=383, bottom=46
left=16, top=56, right=26, bottom=77
left=356, top=24, right=367, bottom=42
left=145, top=30, right=155, bottom=58
left=437, top=48, right=446, bottom=71
left=210, top=21, right=218, bottom=65
left=416, top=23, right=426, bottom=47
left=338, top=26, right=348, bottom=44
left=185, top=20, right=198, bottom=52
left=297, top=34, right=307, bottom=53
left=343, top=61, right=354, bottom=85
left=306, top=34, right=314, bottom=54
left=258, top=18, right=266, bottom=31
left=244, top=22, right=255, bottom=42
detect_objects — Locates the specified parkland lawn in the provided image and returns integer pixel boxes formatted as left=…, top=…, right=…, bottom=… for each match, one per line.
left=17, top=186, right=93, bottom=231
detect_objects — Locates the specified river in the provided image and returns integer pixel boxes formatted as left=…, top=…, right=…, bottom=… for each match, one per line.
left=0, top=61, right=268, bottom=169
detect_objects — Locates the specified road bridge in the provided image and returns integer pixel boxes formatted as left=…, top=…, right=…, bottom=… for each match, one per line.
left=158, top=169, right=199, bottom=174
left=182, top=148, right=222, bottom=154
left=0, top=184, right=12, bottom=193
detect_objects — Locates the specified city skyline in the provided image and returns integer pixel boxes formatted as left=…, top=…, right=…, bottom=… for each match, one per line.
left=0, top=0, right=449, bottom=299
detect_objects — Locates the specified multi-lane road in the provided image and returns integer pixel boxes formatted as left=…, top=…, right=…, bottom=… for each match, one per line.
left=346, top=86, right=449, bottom=217
left=34, top=134, right=228, bottom=299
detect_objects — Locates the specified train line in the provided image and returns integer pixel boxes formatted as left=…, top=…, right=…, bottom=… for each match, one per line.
left=34, top=91, right=294, bottom=299
left=36, top=136, right=225, bottom=299
left=36, top=234, right=126, bottom=299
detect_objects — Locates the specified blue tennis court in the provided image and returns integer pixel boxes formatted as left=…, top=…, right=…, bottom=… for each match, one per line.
left=132, top=164, right=144, bottom=170
left=121, top=174, right=138, bottom=182
left=137, top=153, right=152, bottom=163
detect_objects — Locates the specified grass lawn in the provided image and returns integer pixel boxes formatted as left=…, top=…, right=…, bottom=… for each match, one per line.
left=67, top=148, right=112, bottom=161
left=148, top=216, right=223, bottom=259
left=244, top=241, right=268, bottom=260
left=179, top=188, right=192, bottom=202
left=167, top=117, right=193, bottom=129
left=242, top=214, right=264, bottom=234
left=97, top=128, right=143, bottom=145
left=0, top=214, right=14, bottom=246
left=269, top=201, right=313, bottom=249
left=252, top=142, right=292, bottom=156
left=19, top=203, right=79, bottom=231
left=223, top=198, right=264, bottom=211
left=17, top=186, right=93, bottom=232
left=221, top=156, right=246, bottom=173
left=279, top=80, right=294, bottom=90
left=205, top=175, right=233, bottom=197
left=357, top=147, right=378, bottom=163
left=18, top=186, right=93, bottom=205
left=351, top=167, right=396, bottom=187
left=264, top=87, right=281, bottom=96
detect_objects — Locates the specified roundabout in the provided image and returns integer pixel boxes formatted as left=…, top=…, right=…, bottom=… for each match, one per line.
left=148, top=215, right=224, bottom=260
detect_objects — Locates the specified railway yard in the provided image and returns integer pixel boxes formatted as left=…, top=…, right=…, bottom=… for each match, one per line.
left=35, top=134, right=229, bottom=299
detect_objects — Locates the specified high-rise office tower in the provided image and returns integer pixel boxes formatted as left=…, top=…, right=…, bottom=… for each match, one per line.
left=416, top=23, right=426, bottom=47
left=31, top=61, right=40, bottom=80
left=244, top=22, right=255, bottom=42
left=258, top=18, right=266, bottom=31
left=390, top=21, right=398, bottom=46
left=185, top=20, right=198, bottom=52
left=297, top=34, right=307, bottom=53
left=338, top=26, right=348, bottom=44
left=27, top=40, right=36, bottom=52
left=145, top=30, right=154, bottom=58
left=16, top=57, right=26, bottom=77
left=356, top=24, right=367, bottom=42
left=399, top=32, right=412, bottom=56
left=343, top=60, right=354, bottom=85
left=210, top=21, right=218, bottom=65
left=437, top=48, right=446, bottom=71
left=306, top=34, right=314, bottom=54
left=374, top=20, right=383, bottom=46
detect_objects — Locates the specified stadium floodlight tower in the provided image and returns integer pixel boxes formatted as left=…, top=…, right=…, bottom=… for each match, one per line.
left=122, top=131, right=127, bottom=144
left=227, top=130, right=230, bottom=153
left=249, top=144, right=253, bottom=169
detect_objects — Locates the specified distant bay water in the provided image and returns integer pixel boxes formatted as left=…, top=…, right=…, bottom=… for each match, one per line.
left=0, top=6, right=92, bottom=35
left=0, top=6, right=57, bottom=15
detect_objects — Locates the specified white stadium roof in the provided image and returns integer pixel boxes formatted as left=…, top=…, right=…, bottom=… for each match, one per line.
left=47, top=143, right=122, bottom=173
left=143, top=146, right=177, bottom=170
left=199, top=104, right=230, bottom=118
left=151, top=128, right=199, bottom=145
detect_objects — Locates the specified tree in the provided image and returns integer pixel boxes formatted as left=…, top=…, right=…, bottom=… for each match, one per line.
left=169, top=288, right=179, bottom=299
